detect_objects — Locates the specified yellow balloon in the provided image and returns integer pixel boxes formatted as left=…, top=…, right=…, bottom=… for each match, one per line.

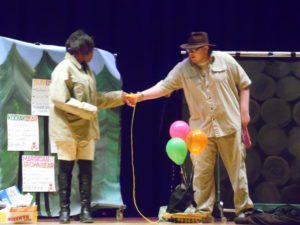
left=186, top=129, right=208, bottom=155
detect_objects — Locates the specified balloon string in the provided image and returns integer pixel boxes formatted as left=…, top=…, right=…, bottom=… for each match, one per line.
left=130, top=104, right=160, bottom=224
left=181, top=164, right=187, bottom=185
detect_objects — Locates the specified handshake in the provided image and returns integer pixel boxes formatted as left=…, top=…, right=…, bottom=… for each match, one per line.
left=123, top=92, right=145, bottom=107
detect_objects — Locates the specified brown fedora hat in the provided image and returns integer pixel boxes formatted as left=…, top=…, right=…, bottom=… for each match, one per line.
left=180, top=32, right=216, bottom=49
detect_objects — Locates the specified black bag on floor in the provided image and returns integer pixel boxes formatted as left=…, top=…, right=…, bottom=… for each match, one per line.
left=166, top=154, right=195, bottom=213
left=166, top=184, right=195, bottom=213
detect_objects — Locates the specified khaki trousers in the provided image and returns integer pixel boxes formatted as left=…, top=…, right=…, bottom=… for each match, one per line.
left=190, top=131, right=253, bottom=215
left=56, top=140, right=95, bottom=161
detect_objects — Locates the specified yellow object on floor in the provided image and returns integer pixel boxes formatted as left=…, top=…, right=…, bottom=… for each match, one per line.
left=0, top=206, right=37, bottom=224
left=161, top=212, right=214, bottom=223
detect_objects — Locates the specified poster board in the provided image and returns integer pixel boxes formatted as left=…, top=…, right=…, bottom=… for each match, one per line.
left=22, top=156, right=56, bottom=192
left=7, top=114, right=39, bottom=151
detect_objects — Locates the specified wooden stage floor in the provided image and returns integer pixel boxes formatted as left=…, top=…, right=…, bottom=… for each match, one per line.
left=37, top=217, right=234, bottom=224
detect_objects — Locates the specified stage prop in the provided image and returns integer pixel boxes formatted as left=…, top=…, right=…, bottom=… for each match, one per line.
left=179, top=51, right=300, bottom=216
left=0, top=36, right=125, bottom=218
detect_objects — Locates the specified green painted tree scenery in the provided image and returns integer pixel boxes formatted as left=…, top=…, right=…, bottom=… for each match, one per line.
left=0, top=43, right=123, bottom=216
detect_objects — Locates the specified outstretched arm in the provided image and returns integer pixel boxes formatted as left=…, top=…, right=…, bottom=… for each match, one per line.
left=125, top=84, right=169, bottom=107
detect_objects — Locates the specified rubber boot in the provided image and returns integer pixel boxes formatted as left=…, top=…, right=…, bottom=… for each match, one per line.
left=78, top=160, right=94, bottom=223
left=58, top=160, right=75, bottom=224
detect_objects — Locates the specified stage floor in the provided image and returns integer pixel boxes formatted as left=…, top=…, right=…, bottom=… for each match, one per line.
left=37, top=217, right=235, bottom=224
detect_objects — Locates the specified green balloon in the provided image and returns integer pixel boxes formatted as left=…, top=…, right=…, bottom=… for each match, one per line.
left=166, top=137, right=188, bottom=165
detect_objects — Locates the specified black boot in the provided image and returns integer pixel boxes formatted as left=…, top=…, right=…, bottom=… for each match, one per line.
left=58, top=160, right=75, bottom=224
left=78, top=160, right=94, bottom=223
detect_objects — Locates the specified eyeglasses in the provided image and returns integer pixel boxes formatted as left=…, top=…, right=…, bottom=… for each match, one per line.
left=186, top=47, right=203, bottom=53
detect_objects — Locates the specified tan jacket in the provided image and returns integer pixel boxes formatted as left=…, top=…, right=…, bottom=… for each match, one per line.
left=49, top=53, right=124, bottom=141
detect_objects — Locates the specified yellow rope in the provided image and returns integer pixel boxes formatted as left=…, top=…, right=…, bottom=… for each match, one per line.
left=130, top=105, right=160, bottom=224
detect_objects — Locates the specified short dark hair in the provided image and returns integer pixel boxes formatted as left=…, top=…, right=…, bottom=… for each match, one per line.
left=65, top=30, right=94, bottom=55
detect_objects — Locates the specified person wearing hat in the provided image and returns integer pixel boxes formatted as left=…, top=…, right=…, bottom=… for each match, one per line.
left=125, top=32, right=255, bottom=222
left=49, top=30, right=127, bottom=223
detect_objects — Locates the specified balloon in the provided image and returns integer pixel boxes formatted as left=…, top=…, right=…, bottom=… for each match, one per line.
left=166, top=138, right=188, bottom=165
left=186, top=129, right=208, bottom=155
left=169, top=120, right=190, bottom=141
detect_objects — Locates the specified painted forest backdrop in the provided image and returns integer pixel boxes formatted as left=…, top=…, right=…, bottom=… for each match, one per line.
left=0, top=36, right=124, bottom=216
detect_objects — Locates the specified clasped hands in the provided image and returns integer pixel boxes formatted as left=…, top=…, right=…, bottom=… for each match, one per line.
left=123, top=92, right=144, bottom=107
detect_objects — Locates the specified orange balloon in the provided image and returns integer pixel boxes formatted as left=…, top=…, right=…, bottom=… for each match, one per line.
left=186, top=129, right=208, bottom=155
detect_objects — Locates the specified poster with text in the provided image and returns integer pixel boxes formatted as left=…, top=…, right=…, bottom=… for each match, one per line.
left=7, top=114, right=39, bottom=151
left=31, top=79, right=51, bottom=116
left=22, top=155, right=56, bottom=192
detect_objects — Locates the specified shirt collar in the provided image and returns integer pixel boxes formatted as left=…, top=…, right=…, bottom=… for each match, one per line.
left=65, top=52, right=82, bottom=70
left=210, top=51, right=227, bottom=72
left=196, top=58, right=210, bottom=69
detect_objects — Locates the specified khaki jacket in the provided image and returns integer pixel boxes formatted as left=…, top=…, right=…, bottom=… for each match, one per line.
left=49, top=53, right=124, bottom=141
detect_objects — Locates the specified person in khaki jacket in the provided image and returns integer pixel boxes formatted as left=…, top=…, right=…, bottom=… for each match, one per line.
left=125, top=32, right=256, bottom=222
left=49, top=30, right=126, bottom=224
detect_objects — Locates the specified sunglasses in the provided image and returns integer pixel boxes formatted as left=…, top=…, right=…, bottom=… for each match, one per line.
left=186, top=47, right=203, bottom=53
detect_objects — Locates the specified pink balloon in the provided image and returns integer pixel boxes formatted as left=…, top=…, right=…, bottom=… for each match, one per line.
left=169, top=120, right=190, bottom=141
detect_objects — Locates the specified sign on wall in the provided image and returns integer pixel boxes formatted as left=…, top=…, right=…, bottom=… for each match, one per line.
left=22, top=155, right=56, bottom=192
left=31, top=79, right=51, bottom=116
left=7, top=114, right=39, bottom=151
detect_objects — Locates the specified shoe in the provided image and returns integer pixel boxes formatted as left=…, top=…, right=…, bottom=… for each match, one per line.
left=234, top=208, right=263, bottom=224
left=184, top=205, right=197, bottom=213
left=59, top=207, right=70, bottom=224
